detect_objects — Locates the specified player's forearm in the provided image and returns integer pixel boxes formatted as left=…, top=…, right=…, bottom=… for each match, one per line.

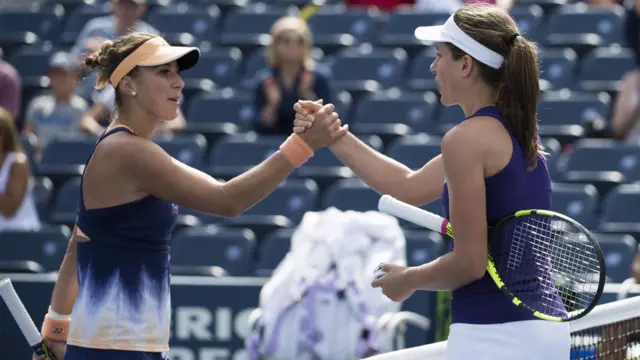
left=49, top=237, right=79, bottom=315
left=220, top=152, right=295, bottom=217
left=329, top=132, right=415, bottom=201
left=408, top=252, right=486, bottom=291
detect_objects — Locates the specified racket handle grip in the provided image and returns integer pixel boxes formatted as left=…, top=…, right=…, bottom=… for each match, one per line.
left=32, top=342, right=58, bottom=360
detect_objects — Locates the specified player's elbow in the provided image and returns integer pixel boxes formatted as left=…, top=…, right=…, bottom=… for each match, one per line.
left=458, top=254, right=487, bottom=282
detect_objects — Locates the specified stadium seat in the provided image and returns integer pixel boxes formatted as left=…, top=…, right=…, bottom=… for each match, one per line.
left=185, top=89, right=252, bottom=142
left=21, top=133, right=38, bottom=168
left=34, top=177, right=54, bottom=221
left=181, top=47, right=243, bottom=88
left=539, top=48, right=577, bottom=90
left=153, top=133, right=207, bottom=170
left=594, top=233, right=637, bottom=283
left=38, top=135, right=95, bottom=188
left=560, top=139, right=640, bottom=195
left=306, top=7, right=379, bottom=54
left=405, top=47, right=437, bottom=92
left=436, top=105, right=466, bottom=134
left=536, top=91, right=610, bottom=144
left=219, top=5, right=292, bottom=53
left=599, top=184, right=640, bottom=239
left=146, top=3, right=220, bottom=43
left=550, top=183, right=598, bottom=229
left=576, top=47, right=636, bottom=93
left=329, top=46, right=408, bottom=99
left=294, top=135, right=383, bottom=192
left=351, top=90, right=439, bottom=140
left=7, top=44, right=58, bottom=79
left=510, top=4, right=544, bottom=43
left=172, top=225, right=257, bottom=276
left=321, top=179, right=378, bottom=212
left=402, top=230, right=445, bottom=346
left=61, top=3, right=111, bottom=45
left=209, top=134, right=283, bottom=179
left=0, top=225, right=72, bottom=272
left=0, top=30, right=39, bottom=60
left=254, top=228, right=293, bottom=276
left=377, top=9, right=449, bottom=56
left=241, top=48, right=269, bottom=86
left=543, top=3, right=626, bottom=56
left=49, top=177, right=81, bottom=228
left=386, top=134, right=441, bottom=170
left=0, top=5, right=64, bottom=42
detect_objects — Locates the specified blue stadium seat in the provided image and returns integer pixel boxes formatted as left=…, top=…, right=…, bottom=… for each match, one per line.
left=550, top=183, right=598, bottom=229
left=7, top=44, right=57, bottom=79
left=21, top=133, right=38, bottom=167
left=329, top=46, right=408, bottom=96
left=182, top=47, right=243, bottom=88
left=599, top=184, right=640, bottom=239
left=49, top=177, right=81, bottom=228
left=386, top=134, right=441, bottom=170
left=294, top=135, right=383, bottom=191
left=543, top=3, right=626, bottom=55
left=219, top=5, right=290, bottom=53
left=146, top=3, right=220, bottom=43
left=209, top=134, right=283, bottom=178
left=241, top=179, right=318, bottom=223
left=38, top=135, right=95, bottom=188
left=0, top=30, right=40, bottom=60
left=321, top=179, right=378, bottom=212
left=577, top=47, right=635, bottom=92
left=61, top=4, right=111, bottom=45
left=241, top=48, right=268, bottom=86
left=306, top=7, right=379, bottom=54
left=536, top=91, right=610, bottom=143
left=0, top=225, right=71, bottom=272
left=172, top=225, right=256, bottom=276
left=594, top=233, right=636, bottom=283
left=378, top=9, right=449, bottom=56
left=406, top=47, right=437, bottom=92
left=402, top=230, right=445, bottom=346
left=436, top=105, right=466, bottom=134
left=510, top=4, right=544, bottom=42
left=254, top=228, right=293, bottom=276
left=560, top=139, right=640, bottom=195
left=34, top=177, right=54, bottom=221
left=351, top=90, right=439, bottom=137
left=185, top=89, right=253, bottom=141
left=540, top=48, right=577, bottom=90
left=153, top=133, right=207, bottom=170
left=0, top=5, right=64, bottom=42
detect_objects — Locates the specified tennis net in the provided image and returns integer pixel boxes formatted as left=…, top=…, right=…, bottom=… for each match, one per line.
left=369, top=295, right=640, bottom=359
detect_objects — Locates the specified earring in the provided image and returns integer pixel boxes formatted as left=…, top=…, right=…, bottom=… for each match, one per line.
left=132, top=91, right=137, bottom=96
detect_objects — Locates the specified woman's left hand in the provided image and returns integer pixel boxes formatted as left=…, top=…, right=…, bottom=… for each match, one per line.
left=371, top=263, right=416, bottom=303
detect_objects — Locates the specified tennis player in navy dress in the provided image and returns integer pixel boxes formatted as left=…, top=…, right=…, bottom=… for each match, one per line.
left=292, top=4, right=571, bottom=360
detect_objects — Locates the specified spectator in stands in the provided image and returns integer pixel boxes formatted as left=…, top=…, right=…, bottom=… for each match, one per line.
left=71, top=0, right=158, bottom=99
left=0, top=107, right=40, bottom=232
left=79, top=83, right=186, bottom=137
left=253, top=16, right=332, bottom=135
left=0, top=59, right=20, bottom=121
left=23, top=52, right=88, bottom=152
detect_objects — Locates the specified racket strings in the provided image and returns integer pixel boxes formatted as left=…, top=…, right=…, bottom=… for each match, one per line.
left=497, top=214, right=601, bottom=319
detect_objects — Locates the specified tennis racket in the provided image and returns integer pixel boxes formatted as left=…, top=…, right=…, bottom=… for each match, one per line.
left=0, top=278, right=58, bottom=360
left=377, top=195, right=606, bottom=322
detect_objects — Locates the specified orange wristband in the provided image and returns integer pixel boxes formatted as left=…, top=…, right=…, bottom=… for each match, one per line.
left=41, top=314, right=70, bottom=342
left=279, top=134, right=314, bottom=168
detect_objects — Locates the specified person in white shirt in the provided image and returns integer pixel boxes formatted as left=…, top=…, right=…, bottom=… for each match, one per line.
left=0, top=106, right=40, bottom=232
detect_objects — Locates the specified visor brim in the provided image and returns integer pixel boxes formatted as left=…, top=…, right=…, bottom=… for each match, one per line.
left=414, top=25, right=446, bottom=42
left=138, top=46, right=200, bottom=72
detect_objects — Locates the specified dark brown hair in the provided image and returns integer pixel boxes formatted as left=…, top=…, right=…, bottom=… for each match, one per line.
left=84, top=32, right=157, bottom=107
left=446, top=4, right=544, bottom=169
left=0, top=107, right=21, bottom=154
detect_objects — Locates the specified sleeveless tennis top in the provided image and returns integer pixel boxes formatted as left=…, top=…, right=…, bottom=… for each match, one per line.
left=442, top=106, right=553, bottom=325
left=67, top=126, right=177, bottom=352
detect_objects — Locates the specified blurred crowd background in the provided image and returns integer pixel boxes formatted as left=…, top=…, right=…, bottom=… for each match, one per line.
left=2, top=0, right=640, bottom=354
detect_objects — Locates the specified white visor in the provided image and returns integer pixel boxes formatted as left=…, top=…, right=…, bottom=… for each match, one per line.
left=415, top=15, right=504, bottom=69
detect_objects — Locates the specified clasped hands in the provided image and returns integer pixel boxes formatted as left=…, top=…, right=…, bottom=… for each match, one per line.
left=292, top=100, right=417, bottom=303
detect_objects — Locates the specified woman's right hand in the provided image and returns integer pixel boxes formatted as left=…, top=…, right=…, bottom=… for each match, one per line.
left=32, top=339, right=66, bottom=360
left=294, top=101, right=348, bottom=150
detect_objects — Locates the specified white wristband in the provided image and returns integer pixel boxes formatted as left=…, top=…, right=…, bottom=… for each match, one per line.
left=48, top=306, right=71, bottom=321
